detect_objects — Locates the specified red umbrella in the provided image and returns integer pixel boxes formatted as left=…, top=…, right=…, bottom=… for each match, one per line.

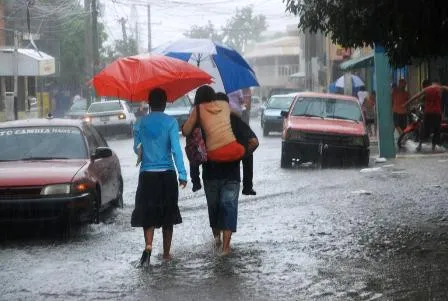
left=92, top=54, right=213, bottom=102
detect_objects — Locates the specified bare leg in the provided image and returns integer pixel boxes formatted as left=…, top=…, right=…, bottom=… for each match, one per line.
left=143, top=227, right=155, bottom=251
left=212, top=228, right=222, bottom=246
left=162, top=225, right=173, bottom=260
left=222, top=230, right=232, bottom=256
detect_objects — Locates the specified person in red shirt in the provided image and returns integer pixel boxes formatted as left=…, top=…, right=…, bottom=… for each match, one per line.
left=392, top=79, right=410, bottom=134
left=405, top=80, right=448, bottom=151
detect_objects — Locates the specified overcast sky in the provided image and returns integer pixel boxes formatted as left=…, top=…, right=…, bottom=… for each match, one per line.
left=102, top=0, right=298, bottom=50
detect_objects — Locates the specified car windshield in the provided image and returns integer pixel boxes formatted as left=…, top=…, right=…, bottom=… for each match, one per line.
left=88, top=102, right=122, bottom=113
left=69, top=101, right=87, bottom=112
left=166, top=96, right=190, bottom=108
left=0, top=126, right=88, bottom=161
left=267, top=96, right=294, bottom=110
left=292, top=97, right=362, bottom=121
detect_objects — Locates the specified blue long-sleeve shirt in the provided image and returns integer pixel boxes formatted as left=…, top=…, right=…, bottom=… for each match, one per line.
left=133, top=112, right=187, bottom=182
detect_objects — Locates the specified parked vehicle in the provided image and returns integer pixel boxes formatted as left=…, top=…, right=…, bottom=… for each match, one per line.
left=398, top=105, right=448, bottom=149
left=261, top=93, right=298, bottom=136
left=84, top=100, right=136, bottom=137
left=165, top=95, right=192, bottom=129
left=280, top=92, right=370, bottom=168
left=65, top=98, right=88, bottom=119
left=250, top=95, right=262, bottom=117
left=0, top=118, right=123, bottom=235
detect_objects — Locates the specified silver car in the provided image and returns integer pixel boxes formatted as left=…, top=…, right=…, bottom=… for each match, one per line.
left=261, top=93, right=298, bottom=136
left=84, top=100, right=136, bottom=138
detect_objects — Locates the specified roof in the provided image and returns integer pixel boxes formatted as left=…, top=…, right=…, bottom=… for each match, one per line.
left=0, top=118, right=84, bottom=129
left=294, top=92, right=359, bottom=102
left=340, top=52, right=374, bottom=71
left=0, top=48, right=55, bottom=76
left=244, top=36, right=301, bottom=59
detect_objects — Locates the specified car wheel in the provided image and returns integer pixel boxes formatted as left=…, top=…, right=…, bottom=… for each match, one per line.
left=359, top=151, right=370, bottom=167
left=280, top=145, right=292, bottom=168
left=263, top=126, right=269, bottom=137
left=59, top=212, right=72, bottom=240
left=91, top=188, right=101, bottom=224
left=397, top=131, right=413, bottom=149
left=112, top=177, right=124, bottom=208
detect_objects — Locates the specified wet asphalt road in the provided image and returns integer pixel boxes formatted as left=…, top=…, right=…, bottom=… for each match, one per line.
left=1, top=118, right=448, bottom=301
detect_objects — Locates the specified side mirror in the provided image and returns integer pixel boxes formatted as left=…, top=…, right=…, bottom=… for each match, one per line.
left=281, top=111, right=289, bottom=118
left=91, top=147, right=113, bottom=161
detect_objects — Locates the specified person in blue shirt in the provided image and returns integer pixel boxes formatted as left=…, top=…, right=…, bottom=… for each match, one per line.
left=131, top=88, right=187, bottom=267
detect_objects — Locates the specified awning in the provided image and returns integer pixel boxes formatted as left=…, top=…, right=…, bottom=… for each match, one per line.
left=0, top=48, right=55, bottom=76
left=340, top=52, right=374, bottom=71
left=289, top=71, right=305, bottom=78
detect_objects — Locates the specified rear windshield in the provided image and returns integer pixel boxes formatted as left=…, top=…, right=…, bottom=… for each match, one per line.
left=88, top=102, right=122, bottom=113
left=167, top=96, right=190, bottom=108
left=267, top=96, right=295, bottom=110
left=0, top=126, right=88, bottom=161
left=292, top=97, right=362, bottom=121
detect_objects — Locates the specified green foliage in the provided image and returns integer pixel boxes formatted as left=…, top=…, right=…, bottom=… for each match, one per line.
left=221, top=6, right=267, bottom=52
left=284, top=0, right=448, bottom=67
left=184, top=6, right=267, bottom=52
left=104, top=38, right=138, bottom=64
left=184, top=21, right=222, bottom=41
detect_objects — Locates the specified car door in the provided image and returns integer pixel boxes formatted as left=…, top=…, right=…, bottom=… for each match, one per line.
left=83, top=125, right=114, bottom=205
left=90, top=125, right=122, bottom=202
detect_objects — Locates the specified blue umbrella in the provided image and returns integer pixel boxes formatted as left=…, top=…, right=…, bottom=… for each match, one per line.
left=334, top=74, right=365, bottom=89
left=153, top=38, right=259, bottom=94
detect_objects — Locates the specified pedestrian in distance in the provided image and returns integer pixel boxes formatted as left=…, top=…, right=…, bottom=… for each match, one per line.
left=131, top=88, right=187, bottom=267
left=392, top=79, right=410, bottom=135
left=404, top=79, right=448, bottom=152
left=227, top=89, right=256, bottom=195
left=363, top=91, right=377, bottom=138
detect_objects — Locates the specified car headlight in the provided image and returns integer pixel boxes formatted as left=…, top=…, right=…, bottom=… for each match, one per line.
left=351, top=136, right=364, bottom=146
left=83, top=116, right=92, bottom=123
left=118, top=113, right=126, bottom=120
left=41, top=184, right=71, bottom=195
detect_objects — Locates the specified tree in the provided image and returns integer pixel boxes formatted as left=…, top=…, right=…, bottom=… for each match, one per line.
left=221, top=6, right=267, bottom=52
left=184, top=6, right=267, bottom=52
left=184, top=21, right=222, bottom=41
left=104, top=38, right=138, bottom=64
left=284, top=0, right=448, bottom=67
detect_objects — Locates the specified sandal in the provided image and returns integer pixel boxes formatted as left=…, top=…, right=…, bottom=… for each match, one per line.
left=138, top=249, right=152, bottom=267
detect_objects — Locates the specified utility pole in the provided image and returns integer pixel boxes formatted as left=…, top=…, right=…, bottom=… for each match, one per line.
left=13, top=31, right=19, bottom=120
left=91, top=0, right=100, bottom=102
left=84, top=0, right=92, bottom=104
left=118, top=17, right=127, bottom=42
left=147, top=4, right=151, bottom=52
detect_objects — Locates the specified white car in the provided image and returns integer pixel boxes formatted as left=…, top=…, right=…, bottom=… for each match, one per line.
left=84, top=100, right=136, bottom=137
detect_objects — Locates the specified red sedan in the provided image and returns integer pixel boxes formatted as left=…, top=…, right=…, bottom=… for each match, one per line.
left=280, top=92, right=370, bottom=168
left=0, top=117, right=123, bottom=234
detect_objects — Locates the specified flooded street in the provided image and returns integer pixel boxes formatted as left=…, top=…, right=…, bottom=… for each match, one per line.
left=1, top=121, right=448, bottom=301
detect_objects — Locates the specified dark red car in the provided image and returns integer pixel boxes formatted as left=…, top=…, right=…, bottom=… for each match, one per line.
left=0, top=118, right=123, bottom=233
left=280, top=92, right=370, bottom=168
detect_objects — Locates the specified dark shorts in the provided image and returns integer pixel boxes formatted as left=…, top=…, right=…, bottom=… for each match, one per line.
left=393, top=113, right=407, bottom=130
left=131, top=170, right=181, bottom=228
left=204, top=180, right=240, bottom=232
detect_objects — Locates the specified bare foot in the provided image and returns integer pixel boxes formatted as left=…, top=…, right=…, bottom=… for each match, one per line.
left=162, top=254, right=172, bottom=261
left=214, top=236, right=222, bottom=247
left=220, top=249, right=231, bottom=256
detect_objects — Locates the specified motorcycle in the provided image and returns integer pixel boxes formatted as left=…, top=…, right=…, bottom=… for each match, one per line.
left=398, top=105, right=448, bottom=149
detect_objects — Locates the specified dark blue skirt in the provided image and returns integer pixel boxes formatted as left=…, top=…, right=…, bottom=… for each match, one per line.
left=131, top=170, right=182, bottom=228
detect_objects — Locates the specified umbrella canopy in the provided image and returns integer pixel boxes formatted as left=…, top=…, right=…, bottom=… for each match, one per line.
left=335, top=74, right=365, bottom=89
left=153, top=38, right=259, bottom=94
left=92, top=54, right=213, bottom=102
